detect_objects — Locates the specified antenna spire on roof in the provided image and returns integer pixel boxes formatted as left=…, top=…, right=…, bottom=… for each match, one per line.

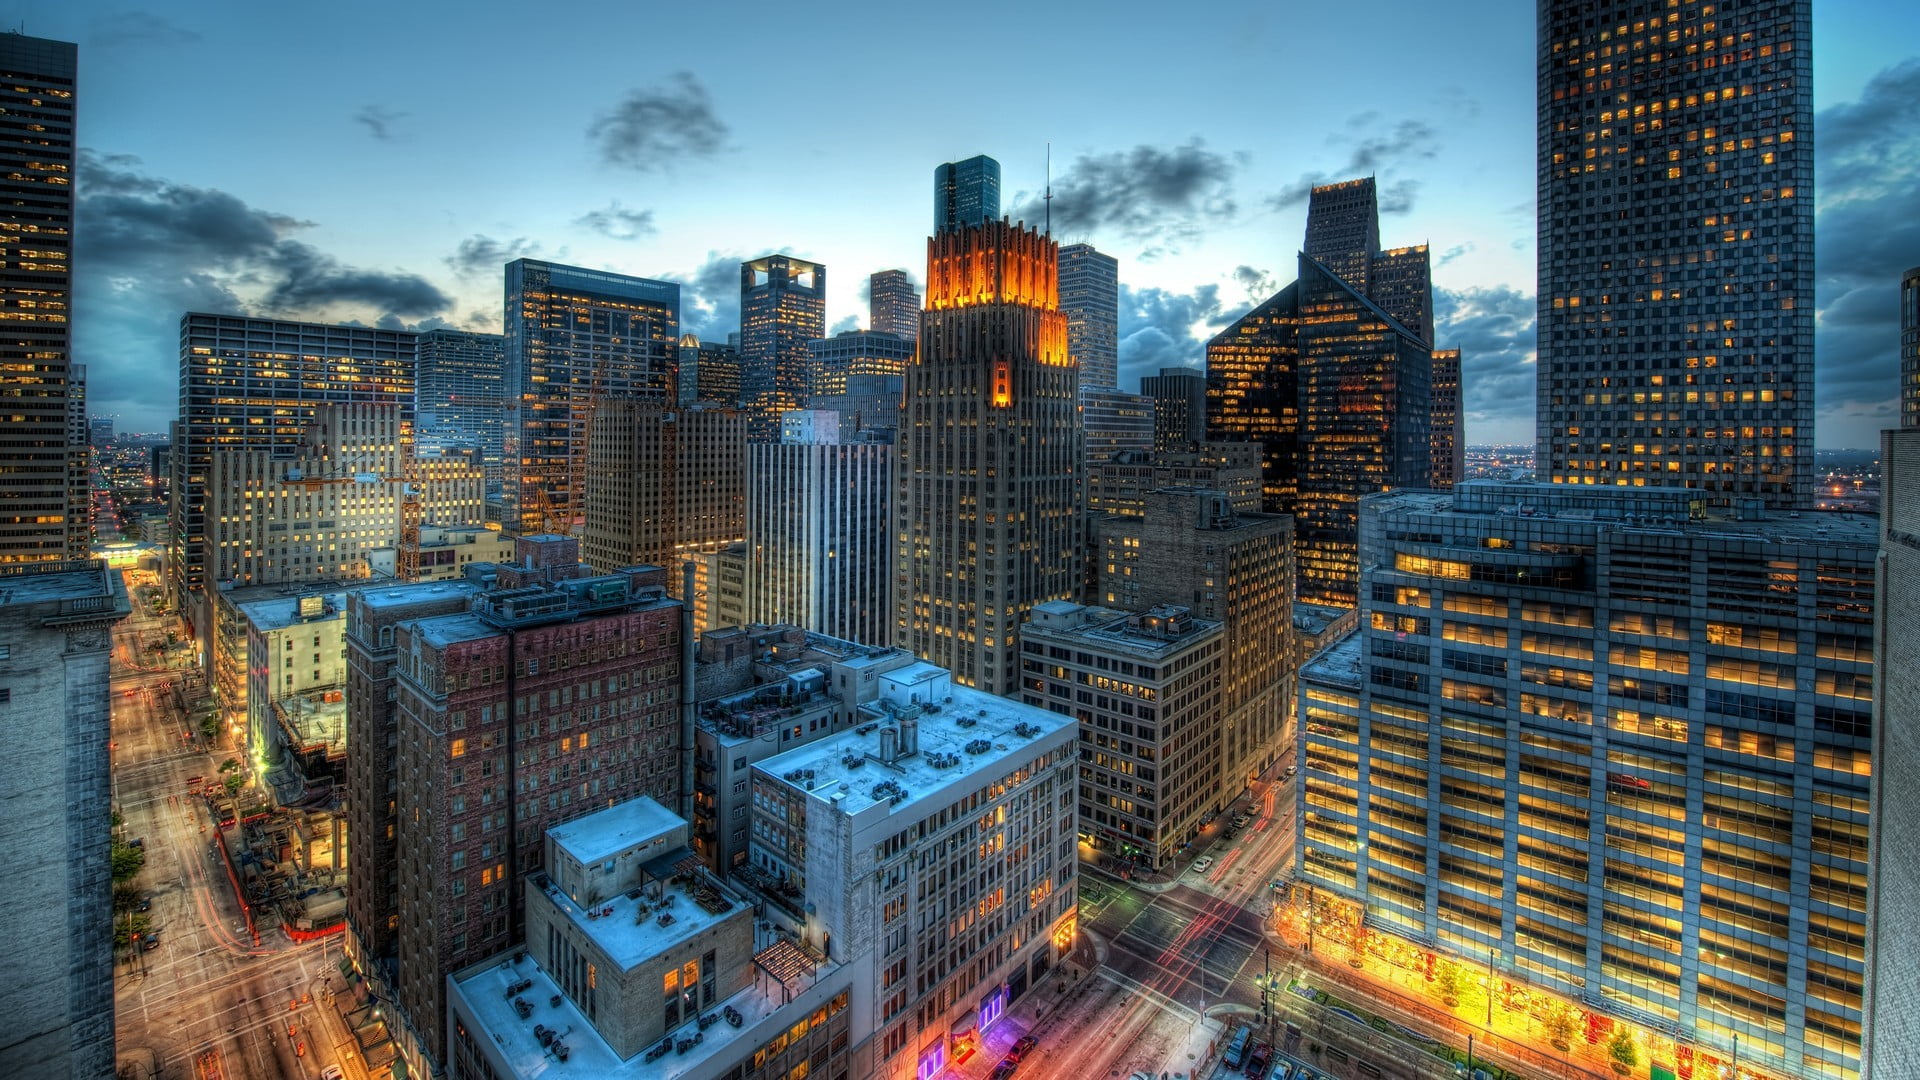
left=1044, top=142, right=1052, bottom=238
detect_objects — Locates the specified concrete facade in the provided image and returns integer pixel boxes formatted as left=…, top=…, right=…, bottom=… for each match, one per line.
left=744, top=424, right=892, bottom=646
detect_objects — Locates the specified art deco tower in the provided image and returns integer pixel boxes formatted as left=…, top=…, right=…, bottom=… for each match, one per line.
left=1537, top=0, right=1813, bottom=506
left=894, top=218, right=1081, bottom=695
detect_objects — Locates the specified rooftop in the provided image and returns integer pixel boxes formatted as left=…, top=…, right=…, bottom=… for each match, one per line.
left=410, top=612, right=497, bottom=650
left=0, top=558, right=123, bottom=609
left=349, top=579, right=481, bottom=613
left=240, top=589, right=348, bottom=633
left=534, top=862, right=746, bottom=973
left=1024, top=602, right=1221, bottom=661
left=1376, top=481, right=1879, bottom=546
left=549, top=797, right=683, bottom=868
left=274, top=689, right=346, bottom=754
left=1300, top=629, right=1364, bottom=691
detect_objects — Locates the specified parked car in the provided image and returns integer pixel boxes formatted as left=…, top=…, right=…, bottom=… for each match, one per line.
left=1282, top=765, right=1297, bottom=779
left=1009, top=1035, right=1037, bottom=1061
left=135, top=896, right=152, bottom=912
left=140, top=934, right=160, bottom=952
left=1190, top=855, right=1214, bottom=874
left=990, top=1056, right=1019, bottom=1079
left=321, top=1067, right=345, bottom=1080
left=1246, top=1040, right=1273, bottom=1078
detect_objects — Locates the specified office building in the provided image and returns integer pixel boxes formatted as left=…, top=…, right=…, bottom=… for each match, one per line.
left=502, top=259, right=679, bottom=535
left=1368, top=245, right=1435, bottom=345
left=1081, top=387, right=1154, bottom=466
left=1060, top=243, right=1119, bottom=391
left=1430, top=349, right=1465, bottom=489
left=1866, top=428, right=1920, bottom=1077
left=806, top=329, right=914, bottom=398
left=1143, top=366, right=1209, bottom=451
left=744, top=415, right=892, bottom=645
left=808, top=373, right=905, bottom=440
left=1303, top=178, right=1382, bottom=290
left=869, top=268, right=922, bottom=342
left=414, top=329, right=506, bottom=480
left=1096, top=488, right=1295, bottom=795
left=1536, top=0, right=1813, bottom=506
left=739, top=255, right=826, bottom=441
left=0, top=34, right=86, bottom=564
left=1086, top=442, right=1263, bottom=518
left=1300, top=481, right=1871, bottom=1080
left=240, top=588, right=351, bottom=801
left=582, top=399, right=746, bottom=589
left=1902, top=267, right=1920, bottom=429
left=746, top=661, right=1080, bottom=1080
left=171, top=315, right=415, bottom=643
left=368, top=524, right=514, bottom=581
left=88, top=416, right=112, bottom=449
left=0, top=559, right=129, bottom=1079
left=1020, top=602, right=1223, bottom=869
left=677, top=334, right=742, bottom=407
left=354, top=538, right=684, bottom=1076
left=1206, top=289, right=1301, bottom=513
left=895, top=218, right=1082, bottom=696
left=934, top=154, right=1001, bottom=234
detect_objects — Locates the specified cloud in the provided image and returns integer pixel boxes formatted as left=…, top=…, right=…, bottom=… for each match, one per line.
left=1117, top=283, right=1227, bottom=388
left=589, top=73, right=729, bottom=172
left=445, top=234, right=538, bottom=278
left=1814, top=59, right=1920, bottom=446
left=1267, top=117, right=1441, bottom=211
left=1008, top=140, right=1237, bottom=254
left=1231, top=265, right=1279, bottom=305
left=659, top=251, right=749, bottom=340
left=1434, top=284, right=1536, bottom=438
left=829, top=315, right=860, bottom=335
left=575, top=202, right=657, bottom=242
left=72, top=152, right=452, bottom=425
left=354, top=105, right=407, bottom=142
left=89, top=10, right=200, bottom=48
left=1436, top=242, right=1475, bottom=268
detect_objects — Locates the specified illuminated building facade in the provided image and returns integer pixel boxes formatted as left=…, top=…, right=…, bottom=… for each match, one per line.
left=170, top=315, right=414, bottom=644
left=1020, top=601, right=1224, bottom=869
left=1301, top=482, right=1872, bottom=1079
left=1368, top=245, right=1435, bottom=344
left=1081, top=387, right=1154, bottom=464
left=676, top=334, right=742, bottom=407
left=1536, top=0, right=1813, bottom=506
left=894, top=218, right=1082, bottom=696
left=739, top=254, right=826, bottom=442
left=502, top=259, right=679, bottom=536
left=414, top=328, right=505, bottom=480
left=1902, top=267, right=1920, bottom=429
left=1097, top=488, right=1296, bottom=797
left=1206, top=287, right=1301, bottom=513
left=1060, top=242, right=1119, bottom=390
left=1304, top=178, right=1382, bottom=290
left=806, top=328, right=913, bottom=398
left=869, top=268, right=922, bottom=341
left=1143, top=366, right=1209, bottom=451
left=582, top=399, right=746, bottom=585
left=934, top=154, right=1001, bottom=234
left=0, top=34, right=86, bottom=565
left=1086, top=442, right=1262, bottom=518
left=1430, top=349, right=1465, bottom=489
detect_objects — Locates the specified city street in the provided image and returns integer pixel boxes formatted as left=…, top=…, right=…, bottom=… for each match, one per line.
left=111, top=570, right=368, bottom=1080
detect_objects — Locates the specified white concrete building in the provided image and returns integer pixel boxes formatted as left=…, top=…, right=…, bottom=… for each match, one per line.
left=745, top=416, right=892, bottom=645
left=241, top=589, right=350, bottom=799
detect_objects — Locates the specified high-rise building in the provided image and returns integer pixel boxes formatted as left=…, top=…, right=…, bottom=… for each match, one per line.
left=1303, top=482, right=1872, bottom=1080
left=1537, top=0, right=1812, bottom=506
left=934, top=154, right=1001, bottom=235
left=87, top=416, right=112, bottom=449
left=1081, top=387, right=1155, bottom=464
left=582, top=399, right=746, bottom=588
left=869, top=268, right=922, bottom=341
left=240, top=588, right=351, bottom=799
left=894, top=218, right=1081, bottom=695
left=1206, top=288, right=1301, bottom=513
left=1059, top=243, right=1119, bottom=391
left=0, top=35, right=86, bottom=564
left=1902, top=267, right=1920, bottom=429
left=1866, top=427, right=1920, bottom=1078
left=414, top=328, right=506, bottom=480
left=0, top=560, right=129, bottom=1079
left=1143, top=366, right=1208, bottom=451
left=357, top=540, right=684, bottom=1076
left=1303, top=178, right=1382, bottom=290
left=1368, top=244, right=1435, bottom=345
left=739, top=254, right=826, bottom=441
left=805, top=329, right=914, bottom=398
left=744, top=414, right=892, bottom=645
left=1086, top=442, right=1263, bottom=518
left=64, top=364, right=87, bottom=550
left=808, top=372, right=905, bottom=440
left=676, top=333, right=741, bottom=407
left=502, top=259, right=679, bottom=535
left=1430, top=348, right=1465, bottom=489
left=170, top=315, right=414, bottom=643
left=1021, top=602, right=1223, bottom=869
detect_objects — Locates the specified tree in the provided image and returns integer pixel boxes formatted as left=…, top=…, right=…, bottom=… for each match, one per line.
left=1608, top=1027, right=1639, bottom=1075
left=110, top=840, right=146, bottom=884
left=1546, top=1006, right=1576, bottom=1052
left=114, top=913, right=153, bottom=950
left=223, top=772, right=244, bottom=797
left=218, top=757, right=241, bottom=774
left=113, top=883, right=144, bottom=913
left=1433, top=960, right=1464, bottom=1007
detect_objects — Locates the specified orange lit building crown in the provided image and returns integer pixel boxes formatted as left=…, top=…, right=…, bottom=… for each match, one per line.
left=925, top=220, right=1059, bottom=313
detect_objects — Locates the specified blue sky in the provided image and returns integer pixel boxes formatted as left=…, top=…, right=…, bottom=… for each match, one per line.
left=27, top=0, right=1919, bottom=447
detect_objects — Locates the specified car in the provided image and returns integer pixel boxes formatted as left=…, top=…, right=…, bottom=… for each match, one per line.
left=1282, top=765, right=1297, bottom=779
left=989, top=1057, right=1019, bottom=1079
left=321, top=1067, right=346, bottom=1080
left=1232, top=814, right=1250, bottom=827
left=1190, top=855, right=1214, bottom=874
left=1009, top=1035, right=1037, bottom=1061
left=140, top=934, right=160, bottom=951
left=136, top=896, right=152, bottom=912
left=1246, top=1041, right=1274, bottom=1078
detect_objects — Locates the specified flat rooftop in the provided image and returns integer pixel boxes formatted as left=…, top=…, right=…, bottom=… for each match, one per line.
left=409, top=611, right=496, bottom=649
left=1300, top=629, right=1364, bottom=691
left=353, top=579, right=481, bottom=613
left=0, top=559, right=121, bottom=607
left=1024, top=602, right=1221, bottom=661
left=534, top=865, right=745, bottom=973
left=240, top=590, right=348, bottom=633
left=549, top=797, right=682, bottom=867
left=1378, top=482, right=1879, bottom=546
left=756, top=685, right=1073, bottom=816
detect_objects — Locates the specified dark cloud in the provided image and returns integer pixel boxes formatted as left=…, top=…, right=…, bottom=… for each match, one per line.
left=589, top=73, right=729, bottom=172
left=445, top=234, right=538, bottom=279
left=354, top=105, right=407, bottom=142
left=659, top=251, right=750, bottom=340
left=1434, top=285, right=1536, bottom=439
left=1814, top=59, right=1920, bottom=446
left=1117, top=283, right=1227, bottom=388
left=829, top=315, right=860, bottom=335
left=1008, top=140, right=1237, bottom=254
left=1267, top=117, right=1440, bottom=211
left=1231, top=265, right=1279, bottom=305
left=89, top=10, right=200, bottom=48
left=73, top=152, right=452, bottom=424
left=1436, top=242, right=1474, bottom=268
left=574, top=202, right=657, bottom=242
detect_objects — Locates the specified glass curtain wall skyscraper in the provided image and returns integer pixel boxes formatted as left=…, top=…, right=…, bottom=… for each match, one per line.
left=933, top=154, right=1001, bottom=235
left=501, top=259, right=679, bottom=536
left=1059, top=243, right=1119, bottom=390
left=868, top=268, right=922, bottom=341
left=1536, top=0, right=1813, bottom=506
left=413, top=328, right=505, bottom=480
left=739, top=254, right=826, bottom=441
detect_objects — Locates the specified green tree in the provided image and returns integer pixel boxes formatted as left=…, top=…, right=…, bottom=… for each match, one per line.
left=1608, top=1027, right=1639, bottom=1074
left=223, top=772, right=244, bottom=797
left=110, top=840, right=146, bottom=884
left=113, top=913, right=153, bottom=949
left=218, top=757, right=241, bottom=774
left=1546, top=1006, right=1576, bottom=1051
left=113, top=883, right=144, bottom=913
left=1433, top=960, right=1464, bottom=1006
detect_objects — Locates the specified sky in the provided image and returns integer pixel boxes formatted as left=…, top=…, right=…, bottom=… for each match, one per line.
left=24, top=0, right=1919, bottom=448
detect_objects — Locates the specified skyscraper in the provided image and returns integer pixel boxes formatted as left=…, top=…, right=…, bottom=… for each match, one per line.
left=1902, top=266, right=1920, bottom=429
left=805, top=329, right=914, bottom=398
left=0, top=34, right=85, bottom=564
left=1059, top=242, right=1119, bottom=390
left=502, top=259, right=679, bottom=535
left=1142, top=366, right=1209, bottom=451
left=675, top=333, right=741, bottom=407
left=1206, top=288, right=1301, bottom=513
left=895, top=217, right=1081, bottom=695
left=868, top=268, right=922, bottom=341
left=1303, top=178, right=1382, bottom=290
left=738, top=254, right=826, bottom=441
left=582, top=399, right=746, bottom=582
left=414, top=328, right=506, bottom=480
left=1537, top=0, right=1813, bottom=506
left=1430, top=348, right=1465, bottom=488
left=933, top=154, right=1001, bottom=234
